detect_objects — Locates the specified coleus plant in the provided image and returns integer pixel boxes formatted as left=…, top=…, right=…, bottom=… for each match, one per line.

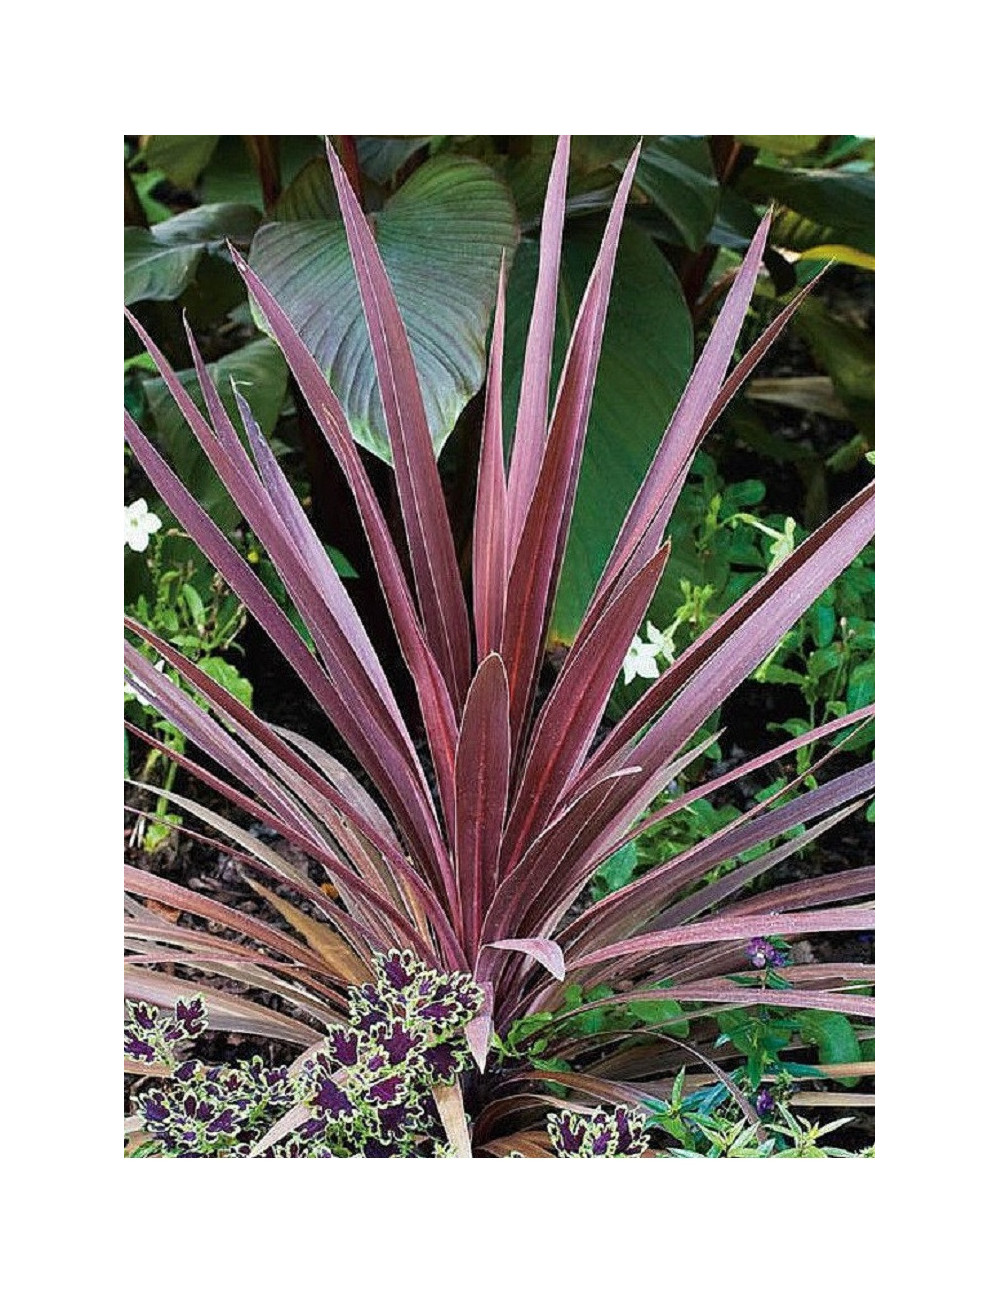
left=124, top=135, right=874, bottom=1157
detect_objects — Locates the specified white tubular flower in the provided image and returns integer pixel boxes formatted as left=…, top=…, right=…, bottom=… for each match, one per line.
left=643, top=619, right=676, bottom=665
left=767, top=517, right=797, bottom=572
left=622, top=635, right=662, bottom=686
left=124, top=498, right=162, bottom=552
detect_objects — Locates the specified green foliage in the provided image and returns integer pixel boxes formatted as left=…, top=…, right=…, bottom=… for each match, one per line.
left=647, top=1070, right=870, bottom=1157
left=755, top=542, right=875, bottom=769
left=643, top=451, right=782, bottom=651
left=667, top=1106, right=865, bottom=1158
left=249, top=153, right=520, bottom=460
left=125, top=526, right=252, bottom=852
left=502, top=982, right=690, bottom=1067
left=715, top=1003, right=864, bottom=1092
left=124, top=204, right=260, bottom=306
left=594, top=463, right=874, bottom=901
left=632, top=137, right=720, bottom=249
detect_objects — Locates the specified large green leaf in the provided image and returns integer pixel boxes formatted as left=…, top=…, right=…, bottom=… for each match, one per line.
left=632, top=137, right=719, bottom=251
left=791, top=297, right=875, bottom=436
left=503, top=219, right=692, bottom=645
left=140, top=136, right=220, bottom=189
left=737, top=164, right=875, bottom=255
left=124, top=204, right=261, bottom=306
left=200, top=136, right=326, bottom=208
left=796, top=1010, right=862, bottom=1087
left=356, top=137, right=431, bottom=184
left=143, top=338, right=288, bottom=531
left=736, top=136, right=826, bottom=157
left=248, top=155, right=520, bottom=461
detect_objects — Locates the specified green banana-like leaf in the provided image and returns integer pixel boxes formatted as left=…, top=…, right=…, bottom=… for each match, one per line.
left=736, top=136, right=827, bottom=156
left=792, top=297, right=875, bottom=437
left=248, top=154, right=520, bottom=461
left=737, top=164, right=875, bottom=255
left=124, top=203, right=260, bottom=305
left=356, top=137, right=432, bottom=184
left=140, top=136, right=220, bottom=189
left=632, top=137, right=720, bottom=250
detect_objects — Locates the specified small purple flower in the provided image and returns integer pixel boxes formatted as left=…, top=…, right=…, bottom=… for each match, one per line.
left=754, top=1088, right=775, bottom=1117
left=746, top=938, right=776, bottom=968
left=746, top=937, right=790, bottom=970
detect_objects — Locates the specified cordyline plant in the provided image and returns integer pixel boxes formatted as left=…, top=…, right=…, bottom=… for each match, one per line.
left=124, top=136, right=874, bottom=1157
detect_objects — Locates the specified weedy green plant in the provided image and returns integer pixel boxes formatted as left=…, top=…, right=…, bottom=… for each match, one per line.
left=125, top=515, right=252, bottom=850
left=124, top=136, right=874, bottom=1156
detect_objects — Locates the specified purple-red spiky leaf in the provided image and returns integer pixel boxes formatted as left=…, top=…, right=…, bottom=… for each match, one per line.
left=502, top=146, right=641, bottom=761
left=484, top=938, right=566, bottom=982
left=568, top=906, right=875, bottom=973
left=465, top=980, right=495, bottom=1073
left=472, top=257, right=509, bottom=661
left=325, top=139, right=471, bottom=709
left=563, top=762, right=874, bottom=959
left=579, top=483, right=875, bottom=804
left=506, top=135, right=571, bottom=551
left=502, top=541, right=670, bottom=870
left=453, top=654, right=511, bottom=954
left=228, top=249, right=461, bottom=835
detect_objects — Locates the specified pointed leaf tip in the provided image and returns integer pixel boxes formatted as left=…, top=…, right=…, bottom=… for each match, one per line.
left=465, top=981, right=494, bottom=1073
left=485, top=937, right=565, bottom=982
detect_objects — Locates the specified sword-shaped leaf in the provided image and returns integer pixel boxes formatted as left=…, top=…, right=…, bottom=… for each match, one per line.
left=502, top=147, right=641, bottom=760
left=453, top=654, right=510, bottom=950
left=325, top=140, right=472, bottom=709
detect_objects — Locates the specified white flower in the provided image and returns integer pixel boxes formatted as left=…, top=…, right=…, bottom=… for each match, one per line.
left=622, top=636, right=662, bottom=686
left=125, top=658, right=165, bottom=708
left=766, top=517, right=797, bottom=572
left=642, top=619, right=676, bottom=665
left=124, top=498, right=162, bottom=552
